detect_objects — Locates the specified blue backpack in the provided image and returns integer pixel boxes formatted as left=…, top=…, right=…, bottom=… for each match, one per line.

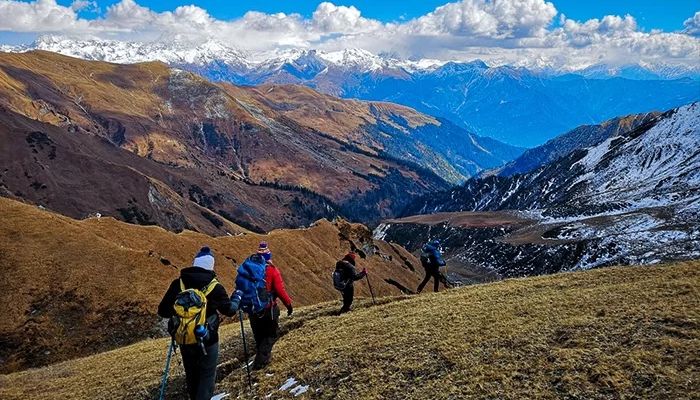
left=235, top=254, right=270, bottom=315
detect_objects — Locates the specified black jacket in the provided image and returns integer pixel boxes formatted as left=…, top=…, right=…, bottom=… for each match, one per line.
left=158, top=267, right=237, bottom=345
left=335, top=260, right=366, bottom=286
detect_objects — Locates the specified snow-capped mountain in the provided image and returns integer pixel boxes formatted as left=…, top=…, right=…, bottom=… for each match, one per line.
left=382, top=103, right=700, bottom=278
left=406, top=102, right=700, bottom=218
left=5, top=36, right=700, bottom=147
left=14, top=35, right=250, bottom=66
left=14, top=35, right=438, bottom=73
left=12, top=35, right=699, bottom=79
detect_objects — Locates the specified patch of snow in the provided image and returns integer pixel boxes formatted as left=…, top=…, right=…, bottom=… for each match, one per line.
left=373, top=223, right=390, bottom=240
left=290, top=385, right=310, bottom=396
left=279, top=378, right=298, bottom=391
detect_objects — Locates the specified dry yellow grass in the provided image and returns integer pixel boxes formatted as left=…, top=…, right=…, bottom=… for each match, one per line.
left=0, top=298, right=398, bottom=400
left=1, top=261, right=697, bottom=399
left=0, top=197, right=422, bottom=372
left=222, top=261, right=699, bottom=399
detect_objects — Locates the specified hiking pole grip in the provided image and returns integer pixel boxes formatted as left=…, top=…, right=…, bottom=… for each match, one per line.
left=158, top=340, right=175, bottom=400
left=239, top=309, right=253, bottom=390
left=365, top=274, right=376, bottom=305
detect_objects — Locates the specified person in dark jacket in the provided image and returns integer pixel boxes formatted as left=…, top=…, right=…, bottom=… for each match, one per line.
left=249, top=242, right=293, bottom=370
left=158, top=247, right=237, bottom=400
left=335, top=252, right=367, bottom=314
left=417, top=240, right=447, bottom=293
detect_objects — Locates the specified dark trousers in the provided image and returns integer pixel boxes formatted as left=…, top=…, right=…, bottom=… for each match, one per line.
left=180, top=342, right=219, bottom=400
left=249, top=305, right=280, bottom=369
left=340, top=284, right=354, bottom=312
left=417, top=266, right=441, bottom=293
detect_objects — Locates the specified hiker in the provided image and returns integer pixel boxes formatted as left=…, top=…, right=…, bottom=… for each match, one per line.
left=157, top=247, right=237, bottom=400
left=237, top=242, right=293, bottom=370
left=333, top=252, right=367, bottom=313
left=417, top=240, right=447, bottom=293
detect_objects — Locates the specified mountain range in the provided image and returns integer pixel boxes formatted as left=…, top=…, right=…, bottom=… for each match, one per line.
left=5, top=36, right=699, bottom=147
left=0, top=51, right=522, bottom=233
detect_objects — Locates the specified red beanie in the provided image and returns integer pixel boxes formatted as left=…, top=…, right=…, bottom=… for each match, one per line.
left=344, top=252, right=356, bottom=265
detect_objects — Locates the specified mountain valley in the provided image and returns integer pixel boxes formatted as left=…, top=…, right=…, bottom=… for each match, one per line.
left=382, top=103, right=700, bottom=279
left=0, top=51, right=520, bottom=233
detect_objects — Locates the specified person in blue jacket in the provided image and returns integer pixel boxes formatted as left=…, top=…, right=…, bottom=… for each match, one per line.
left=417, top=240, right=447, bottom=293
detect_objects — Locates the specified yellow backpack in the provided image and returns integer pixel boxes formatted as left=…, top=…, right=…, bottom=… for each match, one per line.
left=172, top=278, right=219, bottom=345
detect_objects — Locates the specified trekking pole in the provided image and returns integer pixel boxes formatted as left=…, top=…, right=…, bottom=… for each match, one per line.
left=158, top=339, right=175, bottom=400
left=365, top=274, right=376, bottom=305
left=239, top=309, right=253, bottom=391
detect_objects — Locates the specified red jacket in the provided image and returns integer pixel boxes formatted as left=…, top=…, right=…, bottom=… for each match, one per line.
left=266, top=264, right=292, bottom=308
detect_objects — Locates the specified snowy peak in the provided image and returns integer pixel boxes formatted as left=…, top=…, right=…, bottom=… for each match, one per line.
left=27, top=35, right=249, bottom=66
left=4, top=35, right=699, bottom=80
left=319, top=48, right=387, bottom=71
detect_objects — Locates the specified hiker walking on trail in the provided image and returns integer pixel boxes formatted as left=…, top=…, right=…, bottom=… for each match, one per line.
left=157, top=247, right=238, bottom=400
left=417, top=240, right=447, bottom=293
left=333, top=252, right=367, bottom=314
left=235, top=242, right=293, bottom=370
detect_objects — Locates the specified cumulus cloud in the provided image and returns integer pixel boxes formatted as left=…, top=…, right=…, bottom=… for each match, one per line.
left=70, top=0, right=98, bottom=13
left=0, top=0, right=698, bottom=70
left=684, top=11, right=700, bottom=37
left=0, top=0, right=90, bottom=32
left=404, top=0, right=557, bottom=38
left=312, top=2, right=381, bottom=33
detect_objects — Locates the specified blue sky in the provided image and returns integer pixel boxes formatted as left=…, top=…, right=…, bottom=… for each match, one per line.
left=60, top=0, right=699, bottom=32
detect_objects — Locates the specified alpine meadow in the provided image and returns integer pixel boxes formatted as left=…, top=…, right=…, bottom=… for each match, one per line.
left=0, top=1, right=698, bottom=399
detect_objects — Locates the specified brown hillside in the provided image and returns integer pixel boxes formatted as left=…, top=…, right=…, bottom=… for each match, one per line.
left=0, top=197, right=423, bottom=372
left=0, top=51, right=450, bottom=231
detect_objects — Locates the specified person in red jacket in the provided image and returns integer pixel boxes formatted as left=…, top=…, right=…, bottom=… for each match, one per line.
left=250, top=241, right=293, bottom=370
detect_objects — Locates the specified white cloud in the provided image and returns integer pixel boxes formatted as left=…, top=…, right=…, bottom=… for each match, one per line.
left=0, top=0, right=89, bottom=32
left=0, top=0, right=698, bottom=70
left=404, top=0, right=557, bottom=38
left=684, top=11, right=700, bottom=37
left=70, top=0, right=97, bottom=13
left=312, top=2, right=381, bottom=33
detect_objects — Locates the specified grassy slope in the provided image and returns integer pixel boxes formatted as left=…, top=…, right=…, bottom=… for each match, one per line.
left=1, top=261, right=697, bottom=399
left=243, top=262, right=699, bottom=399
left=0, top=197, right=422, bottom=372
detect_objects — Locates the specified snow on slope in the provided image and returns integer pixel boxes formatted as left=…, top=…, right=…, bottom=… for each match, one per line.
left=573, top=102, right=700, bottom=211
left=593, top=103, right=699, bottom=204
left=390, top=102, right=700, bottom=276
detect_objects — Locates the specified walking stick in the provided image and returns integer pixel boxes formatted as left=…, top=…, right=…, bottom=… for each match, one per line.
left=365, top=274, right=376, bottom=305
left=158, top=339, right=176, bottom=400
left=239, top=309, right=253, bottom=390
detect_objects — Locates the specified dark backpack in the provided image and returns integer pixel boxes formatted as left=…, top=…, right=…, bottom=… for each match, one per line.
left=420, top=253, right=431, bottom=268
left=421, top=248, right=446, bottom=269
left=235, top=254, right=270, bottom=314
left=332, top=270, right=349, bottom=291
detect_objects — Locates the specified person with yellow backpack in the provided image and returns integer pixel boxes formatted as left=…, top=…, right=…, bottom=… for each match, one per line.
left=157, top=247, right=238, bottom=400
